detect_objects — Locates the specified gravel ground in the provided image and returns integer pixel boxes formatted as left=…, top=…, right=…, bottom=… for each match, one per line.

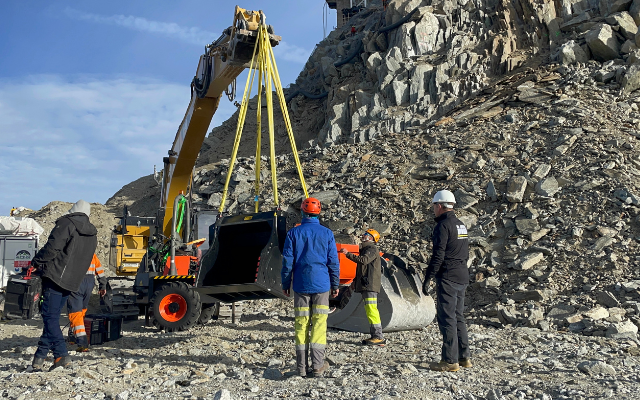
left=0, top=298, right=638, bottom=400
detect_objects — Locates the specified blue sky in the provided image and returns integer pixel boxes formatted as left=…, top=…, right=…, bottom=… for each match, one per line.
left=0, top=1, right=337, bottom=214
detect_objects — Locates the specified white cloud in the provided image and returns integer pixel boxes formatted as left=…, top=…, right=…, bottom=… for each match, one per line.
left=273, top=41, right=312, bottom=64
left=64, top=8, right=216, bottom=45
left=0, top=75, right=238, bottom=213
left=65, top=8, right=311, bottom=64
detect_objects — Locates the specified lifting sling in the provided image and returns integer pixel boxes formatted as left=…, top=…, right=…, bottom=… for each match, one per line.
left=219, top=20, right=309, bottom=214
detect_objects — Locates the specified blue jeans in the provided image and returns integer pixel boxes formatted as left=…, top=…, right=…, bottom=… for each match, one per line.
left=35, top=278, right=71, bottom=359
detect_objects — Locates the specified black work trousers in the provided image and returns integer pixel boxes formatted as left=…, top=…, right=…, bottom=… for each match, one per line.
left=435, top=278, right=470, bottom=364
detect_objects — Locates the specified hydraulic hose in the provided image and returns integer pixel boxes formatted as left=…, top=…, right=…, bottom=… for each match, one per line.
left=334, top=39, right=364, bottom=67
left=285, top=89, right=329, bottom=103
left=378, top=6, right=419, bottom=33
left=287, top=6, right=419, bottom=103
left=170, top=194, right=187, bottom=275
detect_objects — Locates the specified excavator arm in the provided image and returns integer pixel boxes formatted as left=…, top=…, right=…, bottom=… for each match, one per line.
left=159, top=6, right=281, bottom=239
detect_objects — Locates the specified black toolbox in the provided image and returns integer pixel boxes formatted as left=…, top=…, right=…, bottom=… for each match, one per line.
left=84, top=314, right=124, bottom=346
left=4, top=270, right=42, bottom=319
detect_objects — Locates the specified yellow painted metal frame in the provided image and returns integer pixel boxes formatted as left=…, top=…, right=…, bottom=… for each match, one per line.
left=218, top=22, right=309, bottom=213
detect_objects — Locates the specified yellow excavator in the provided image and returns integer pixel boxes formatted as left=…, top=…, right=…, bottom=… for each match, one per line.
left=107, top=5, right=435, bottom=333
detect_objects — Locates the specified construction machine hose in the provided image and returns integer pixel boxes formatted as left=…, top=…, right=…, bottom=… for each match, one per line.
left=334, top=39, right=363, bottom=67
left=191, top=55, right=212, bottom=99
left=378, top=6, right=419, bottom=33
left=170, top=194, right=187, bottom=275
left=286, top=7, right=419, bottom=103
left=285, top=89, right=329, bottom=103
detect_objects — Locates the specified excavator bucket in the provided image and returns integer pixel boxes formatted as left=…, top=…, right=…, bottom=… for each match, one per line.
left=328, top=253, right=436, bottom=333
left=194, top=210, right=289, bottom=303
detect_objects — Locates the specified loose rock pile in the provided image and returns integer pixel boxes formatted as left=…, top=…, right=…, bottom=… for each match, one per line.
left=1, top=314, right=640, bottom=399
left=9, top=0, right=640, bottom=398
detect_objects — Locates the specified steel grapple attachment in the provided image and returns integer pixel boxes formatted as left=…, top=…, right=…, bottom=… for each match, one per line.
left=327, top=253, right=436, bottom=333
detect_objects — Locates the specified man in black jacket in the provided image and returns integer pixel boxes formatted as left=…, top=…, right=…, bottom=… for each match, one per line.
left=30, top=200, right=97, bottom=372
left=423, top=190, right=470, bottom=372
left=340, top=228, right=385, bottom=346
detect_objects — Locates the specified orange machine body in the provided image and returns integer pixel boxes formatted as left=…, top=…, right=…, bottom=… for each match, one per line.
left=163, top=256, right=196, bottom=276
left=336, top=243, right=386, bottom=286
left=336, top=243, right=359, bottom=285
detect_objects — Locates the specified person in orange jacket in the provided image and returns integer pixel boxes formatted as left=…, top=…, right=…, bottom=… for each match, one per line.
left=67, top=253, right=107, bottom=351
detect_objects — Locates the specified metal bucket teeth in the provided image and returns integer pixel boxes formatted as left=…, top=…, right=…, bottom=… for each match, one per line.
left=327, top=254, right=436, bottom=333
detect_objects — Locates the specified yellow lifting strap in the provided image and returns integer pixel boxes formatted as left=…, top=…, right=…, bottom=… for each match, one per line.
left=219, top=20, right=309, bottom=214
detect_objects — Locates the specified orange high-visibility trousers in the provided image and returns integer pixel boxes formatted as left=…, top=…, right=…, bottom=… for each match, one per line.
left=67, top=275, right=94, bottom=345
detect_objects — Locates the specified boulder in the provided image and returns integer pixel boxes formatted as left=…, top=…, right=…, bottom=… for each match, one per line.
left=214, top=389, right=233, bottom=400
left=392, top=80, right=409, bottom=106
left=583, top=307, right=610, bottom=320
left=453, top=189, right=478, bottom=210
left=606, top=320, right=639, bottom=336
left=621, top=39, right=638, bottom=54
left=486, top=180, right=498, bottom=201
left=609, top=0, right=634, bottom=14
left=547, top=304, right=576, bottom=320
left=386, top=0, right=422, bottom=25
left=558, top=40, right=590, bottom=65
left=596, top=291, right=620, bottom=308
left=410, top=63, right=434, bottom=103
left=511, top=290, right=546, bottom=302
left=506, top=176, right=527, bottom=203
left=577, top=361, right=616, bottom=376
left=366, top=53, right=383, bottom=79
left=605, top=12, right=638, bottom=40
left=535, top=176, right=560, bottom=197
left=622, top=63, right=640, bottom=94
left=532, top=164, right=551, bottom=180
left=514, top=252, right=544, bottom=270
left=413, top=12, right=441, bottom=55
left=515, top=218, right=540, bottom=235
left=631, top=0, right=640, bottom=25
left=585, top=24, right=621, bottom=62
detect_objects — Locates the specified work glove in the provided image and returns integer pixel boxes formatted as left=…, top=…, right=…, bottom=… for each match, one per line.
left=422, top=278, right=431, bottom=296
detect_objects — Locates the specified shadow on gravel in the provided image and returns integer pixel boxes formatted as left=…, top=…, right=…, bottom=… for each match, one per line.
left=222, top=321, right=291, bottom=334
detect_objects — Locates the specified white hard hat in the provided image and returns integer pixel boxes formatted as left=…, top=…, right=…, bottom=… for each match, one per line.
left=432, top=190, right=456, bottom=207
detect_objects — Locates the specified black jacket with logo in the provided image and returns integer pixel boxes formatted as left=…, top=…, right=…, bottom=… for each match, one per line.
left=33, top=213, right=98, bottom=292
left=424, top=211, right=469, bottom=285
left=345, top=241, right=381, bottom=293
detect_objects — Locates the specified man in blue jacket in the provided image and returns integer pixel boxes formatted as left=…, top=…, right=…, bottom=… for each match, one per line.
left=281, top=197, right=340, bottom=378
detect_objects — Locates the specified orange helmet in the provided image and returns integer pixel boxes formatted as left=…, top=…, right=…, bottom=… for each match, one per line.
left=301, top=197, right=321, bottom=215
left=365, top=228, right=380, bottom=243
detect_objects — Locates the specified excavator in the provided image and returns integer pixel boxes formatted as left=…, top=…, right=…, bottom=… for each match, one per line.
left=106, top=5, right=435, bottom=333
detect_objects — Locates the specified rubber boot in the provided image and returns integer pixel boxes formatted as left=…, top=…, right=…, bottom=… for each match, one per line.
left=31, top=356, right=45, bottom=372
left=49, top=356, right=72, bottom=371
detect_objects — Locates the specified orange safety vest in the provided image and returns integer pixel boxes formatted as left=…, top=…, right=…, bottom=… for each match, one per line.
left=86, top=254, right=105, bottom=277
